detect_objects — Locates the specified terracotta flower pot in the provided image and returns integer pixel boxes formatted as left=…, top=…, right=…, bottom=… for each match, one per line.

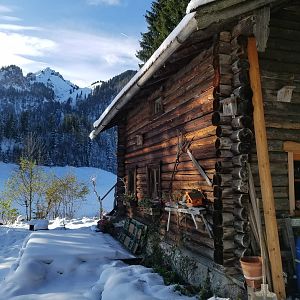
left=240, top=256, right=262, bottom=289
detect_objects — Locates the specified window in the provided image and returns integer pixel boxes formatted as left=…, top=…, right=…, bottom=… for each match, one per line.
left=136, top=134, right=143, bottom=146
left=127, top=167, right=137, bottom=197
left=284, top=142, right=300, bottom=215
left=294, top=160, right=300, bottom=212
left=147, top=164, right=161, bottom=199
left=153, top=97, right=163, bottom=115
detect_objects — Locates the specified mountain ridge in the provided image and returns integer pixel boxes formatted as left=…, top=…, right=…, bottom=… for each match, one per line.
left=0, top=65, right=136, bottom=173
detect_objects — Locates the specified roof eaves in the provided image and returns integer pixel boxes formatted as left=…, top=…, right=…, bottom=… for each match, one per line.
left=186, top=0, right=216, bottom=14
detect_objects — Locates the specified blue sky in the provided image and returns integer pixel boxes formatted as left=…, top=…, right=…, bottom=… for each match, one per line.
left=0, top=0, right=153, bottom=86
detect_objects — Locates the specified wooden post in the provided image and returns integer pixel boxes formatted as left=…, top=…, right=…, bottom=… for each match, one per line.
left=247, top=37, right=286, bottom=299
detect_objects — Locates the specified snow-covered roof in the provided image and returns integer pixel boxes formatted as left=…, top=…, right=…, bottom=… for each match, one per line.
left=186, top=0, right=216, bottom=14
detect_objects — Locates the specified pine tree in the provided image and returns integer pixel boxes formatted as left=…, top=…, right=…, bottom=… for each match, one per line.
left=136, top=0, right=190, bottom=63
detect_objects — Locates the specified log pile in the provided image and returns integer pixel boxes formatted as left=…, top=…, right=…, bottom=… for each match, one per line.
left=212, top=28, right=254, bottom=273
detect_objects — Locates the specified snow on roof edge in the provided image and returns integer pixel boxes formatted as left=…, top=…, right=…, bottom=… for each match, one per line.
left=186, top=0, right=216, bottom=14
left=90, top=12, right=197, bottom=138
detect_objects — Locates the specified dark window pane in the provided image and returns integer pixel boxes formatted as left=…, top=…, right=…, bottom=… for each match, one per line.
left=295, top=182, right=300, bottom=201
left=128, top=169, right=136, bottom=196
left=294, top=161, right=300, bottom=179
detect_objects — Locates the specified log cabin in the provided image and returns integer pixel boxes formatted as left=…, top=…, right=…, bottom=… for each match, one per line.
left=90, top=0, right=300, bottom=298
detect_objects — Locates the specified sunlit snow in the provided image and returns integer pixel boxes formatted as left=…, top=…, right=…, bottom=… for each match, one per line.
left=0, top=163, right=228, bottom=299
left=0, top=162, right=116, bottom=218
left=0, top=218, right=201, bottom=300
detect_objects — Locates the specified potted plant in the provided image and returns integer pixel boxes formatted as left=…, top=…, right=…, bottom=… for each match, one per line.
left=97, top=216, right=114, bottom=234
left=123, top=193, right=138, bottom=207
left=138, top=198, right=161, bottom=216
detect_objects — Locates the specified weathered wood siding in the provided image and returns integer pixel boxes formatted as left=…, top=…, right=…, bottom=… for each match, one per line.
left=251, top=7, right=300, bottom=214
left=120, top=42, right=220, bottom=260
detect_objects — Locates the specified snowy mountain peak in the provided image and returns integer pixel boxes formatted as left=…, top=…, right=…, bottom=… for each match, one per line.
left=0, top=65, right=29, bottom=91
left=28, top=67, right=91, bottom=104
left=89, top=80, right=104, bottom=95
left=89, top=80, right=104, bottom=89
left=0, top=65, right=92, bottom=104
left=0, top=65, right=23, bottom=77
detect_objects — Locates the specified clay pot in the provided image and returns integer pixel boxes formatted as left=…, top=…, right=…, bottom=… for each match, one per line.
left=240, top=256, right=262, bottom=289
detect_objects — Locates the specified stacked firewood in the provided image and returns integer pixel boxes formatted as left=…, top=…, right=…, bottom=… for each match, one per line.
left=212, top=29, right=254, bottom=273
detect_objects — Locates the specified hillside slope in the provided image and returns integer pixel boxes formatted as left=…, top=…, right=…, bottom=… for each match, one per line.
left=0, top=65, right=136, bottom=173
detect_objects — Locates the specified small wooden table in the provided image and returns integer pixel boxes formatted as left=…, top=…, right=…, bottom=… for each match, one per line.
left=164, top=206, right=213, bottom=237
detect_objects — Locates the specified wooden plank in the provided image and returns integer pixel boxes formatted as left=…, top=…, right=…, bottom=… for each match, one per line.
left=283, top=141, right=300, bottom=152
left=295, top=153, right=300, bottom=160
left=248, top=163, right=273, bottom=290
left=186, top=149, right=212, bottom=186
left=195, top=0, right=279, bottom=31
left=248, top=37, right=285, bottom=299
left=266, top=128, right=300, bottom=143
left=253, top=6, right=270, bottom=52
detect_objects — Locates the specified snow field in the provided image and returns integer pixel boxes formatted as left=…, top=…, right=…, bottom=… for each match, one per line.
left=0, top=162, right=116, bottom=218
left=0, top=164, right=229, bottom=299
left=0, top=219, right=201, bottom=300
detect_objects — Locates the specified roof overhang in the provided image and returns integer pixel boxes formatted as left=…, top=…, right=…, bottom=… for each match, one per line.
left=90, top=0, right=286, bottom=140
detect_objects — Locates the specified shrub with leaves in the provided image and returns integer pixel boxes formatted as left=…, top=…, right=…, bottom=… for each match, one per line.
left=0, top=195, right=18, bottom=224
left=45, top=173, right=89, bottom=219
left=5, top=158, right=48, bottom=221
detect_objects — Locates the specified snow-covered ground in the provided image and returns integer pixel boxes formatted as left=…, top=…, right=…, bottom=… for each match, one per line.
left=0, top=162, right=116, bottom=218
left=0, top=218, right=204, bottom=300
left=0, top=164, right=228, bottom=299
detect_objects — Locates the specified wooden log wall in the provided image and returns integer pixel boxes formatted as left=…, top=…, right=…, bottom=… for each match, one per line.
left=250, top=7, right=300, bottom=214
left=213, top=23, right=255, bottom=274
left=113, top=3, right=300, bottom=286
left=120, top=39, right=220, bottom=260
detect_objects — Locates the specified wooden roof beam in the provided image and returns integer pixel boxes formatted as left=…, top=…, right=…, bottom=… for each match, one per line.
left=194, top=0, right=285, bottom=31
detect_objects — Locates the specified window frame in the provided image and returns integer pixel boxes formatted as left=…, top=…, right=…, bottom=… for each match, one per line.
left=152, top=97, right=164, bottom=117
left=127, top=167, right=137, bottom=198
left=284, top=141, right=300, bottom=216
left=146, top=163, right=161, bottom=200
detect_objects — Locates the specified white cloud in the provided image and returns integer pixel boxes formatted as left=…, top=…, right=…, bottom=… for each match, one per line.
left=0, top=23, right=41, bottom=31
left=0, top=27, right=139, bottom=86
left=0, top=5, right=12, bottom=13
left=0, top=16, right=22, bottom=22
left=46, top=29, right=139, bottom=85
left=0, top=31, right=57, bottom=70
left=86, top=0, right=121, bottom=6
